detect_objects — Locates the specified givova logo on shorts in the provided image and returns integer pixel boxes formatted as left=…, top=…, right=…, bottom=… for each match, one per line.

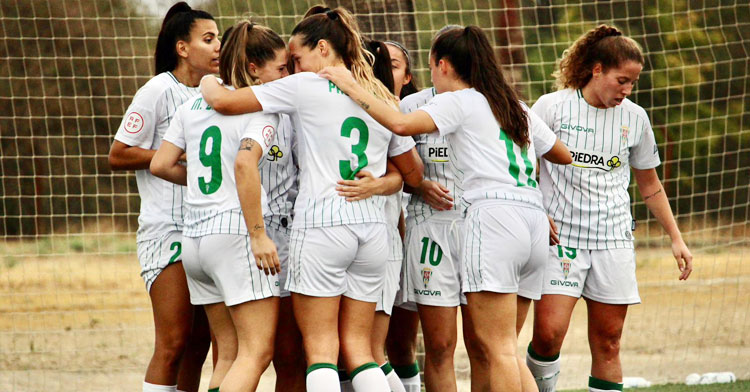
left=552, top=246, right=579, bottom=287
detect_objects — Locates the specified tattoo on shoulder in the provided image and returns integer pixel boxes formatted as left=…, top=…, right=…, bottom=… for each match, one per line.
left=239, top=138, right=257, bottom=152
left=644, top=189, right=662, bottom=201
left=357, top=99, right=370, bottom=110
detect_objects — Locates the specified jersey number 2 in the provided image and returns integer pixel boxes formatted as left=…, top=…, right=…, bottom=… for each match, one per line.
left=339, top=117, right=369, bottom=180
left=199, top=126, right=223, bottom=195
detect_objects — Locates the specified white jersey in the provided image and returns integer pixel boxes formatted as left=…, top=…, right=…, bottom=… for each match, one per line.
left=252, top=72, right=393, bottom=229
left=163, top=91, right=278, bottom=237
left=419, top=88, right=557, bottom=210
left=401, top=88, right=463, bottom=223
left=532, top=89, right=661, bottom=249
left=260, top=115, right=298, bottom=230
left=114, top=72, right=198, bottom=242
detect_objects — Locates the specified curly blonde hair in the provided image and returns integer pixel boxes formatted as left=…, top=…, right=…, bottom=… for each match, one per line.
left=553, top=24, right=644, bottom=90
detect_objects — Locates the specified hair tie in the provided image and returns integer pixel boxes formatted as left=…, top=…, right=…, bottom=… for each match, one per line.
left=326, top=10, right=339, bottom=20
left=248, top=22, right=255, bottom=31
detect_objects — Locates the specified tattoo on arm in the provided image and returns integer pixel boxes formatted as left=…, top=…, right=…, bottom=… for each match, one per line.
left=644, top=189, right=662, bottom=201
left=239, top=138, right=257, bottom=152
left=252, top=224, right=264, bottom=233
left=357, top=99, right=370, bottom=110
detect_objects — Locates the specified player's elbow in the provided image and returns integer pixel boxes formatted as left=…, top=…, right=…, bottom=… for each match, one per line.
left=391, top=122, right=411, bottom=136
left=544, top=141, right=572, bottom=165
left=149, top=158, right=168, bottom=180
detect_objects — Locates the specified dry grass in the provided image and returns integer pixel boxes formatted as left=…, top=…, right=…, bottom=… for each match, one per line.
left=1, top=232, right=749, bottom=391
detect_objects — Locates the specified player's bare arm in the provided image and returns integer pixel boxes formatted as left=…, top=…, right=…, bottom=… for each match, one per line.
left=200, top=75, right=263, bottom=115
left=633, top=167, right=693, bottom=280
left=149, top=141, right=187, bottom=186
left=235, top=137, right=280, bottom=275
left=108, top=140, right=157, bottom=171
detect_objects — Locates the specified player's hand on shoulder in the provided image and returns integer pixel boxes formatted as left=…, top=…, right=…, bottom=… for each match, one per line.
left=251, top=232, right=280, bottom=276
left=417, top=180, right=453, bottom=211
left=672, top=237, right=693, bottom=280
left=318, top=65, right=356, bottom=93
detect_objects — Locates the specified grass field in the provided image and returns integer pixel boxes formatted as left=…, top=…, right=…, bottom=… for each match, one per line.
left=1, top=229, right=749, bottom=391
left=565, top=380, right=750, bottom=391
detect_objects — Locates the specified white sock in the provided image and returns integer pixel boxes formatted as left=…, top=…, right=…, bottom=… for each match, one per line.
left=142, top=382, right=176, bottom=392
left=526, top=344, right=561, bottom=392
left=393, top=362, right=421, bottom=392
left=351, top=363, right=389, bottom=392
left=381, top=362, right=406, bottom=392
left=307, top=363, right=341, bottom=392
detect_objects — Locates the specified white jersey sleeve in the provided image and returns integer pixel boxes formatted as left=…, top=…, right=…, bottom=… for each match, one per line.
left=528, top=108, right=557, bottom=158
left=628, top=116, right=661, bottom=169
left=162, top=106, right=186, bottom=151
left=114, top=86, right=160, bottom=149
left=240, top=112, right=279, bottom=156
left=251, top=75, right=300, bottom=115
left=388, top=133, right=416, bottom=157
left=419, top=93, right=464, bottom=138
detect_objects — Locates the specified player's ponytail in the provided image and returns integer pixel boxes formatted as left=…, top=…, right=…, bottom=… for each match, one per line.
left=365, top=39, right=395, bottom=94
left=219, top=20, right=285, bottom=89
left=292, top=6, right=399, bottom=107
left=431, top=26, right=529, bottom=147
left=553, top=24, right=644, bottom=90
left=154, top=2, right=214, bottom=75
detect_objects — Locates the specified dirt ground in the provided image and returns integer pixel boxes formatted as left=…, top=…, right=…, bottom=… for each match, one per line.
left=1, top=242, right=748, bottom=391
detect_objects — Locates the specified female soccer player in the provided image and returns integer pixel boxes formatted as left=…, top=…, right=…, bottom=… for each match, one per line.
left=524, top=25, right=693, bottom=392
left=200, top=7, right=406, bottom=392
left=319, top=25, right=572, bottom=391
left=380, top=40, right=424, bottom=392
left=107, top=3, right=215, bottom=391
left=150, top=21, right=289, bottom=392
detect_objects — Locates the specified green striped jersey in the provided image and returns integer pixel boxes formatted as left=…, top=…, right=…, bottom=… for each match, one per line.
left=260, top=115, right=297, bottom=230
left=251, top=72, right=393, bottom=229
left=114, top=72, right=197, bottom=242
left=163, top=90, right=278, bottom=237
left=420, top=88, right=557, bottom=210
left=533, top=89, right=661, bottom=249
left=401, top=87, right=463, bottom=223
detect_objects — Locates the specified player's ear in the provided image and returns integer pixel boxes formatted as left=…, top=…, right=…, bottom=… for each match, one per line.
left=317, top=39, right=329, bottom=57
left=176, top=40, right=189, bottom=59
left=248, top=62, right=259, bottom=78
left=592, top=63, right=603, bottom=78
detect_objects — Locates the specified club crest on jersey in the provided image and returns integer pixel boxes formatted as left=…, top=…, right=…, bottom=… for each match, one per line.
left=569, top=147, right=622, bottom=172
left=561, top=260, right=571, bottom=279
left=267, top=145, right=283, bottom=162
left=422, top=267, right=433, bottom=288
left=123, top=112, right=144, bottom=134
left=262, top=125, right=275, bottom=147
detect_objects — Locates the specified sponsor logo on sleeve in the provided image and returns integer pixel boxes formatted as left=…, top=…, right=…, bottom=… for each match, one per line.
left=123, top=112, right=144, bottom=134
left=569, top=147, right=622, bottom=172
left=267, top=145, right=284, bottom=162
left=262, top=125, right=275, bottom=147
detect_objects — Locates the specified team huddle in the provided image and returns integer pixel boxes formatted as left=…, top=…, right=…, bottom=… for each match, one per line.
left=109, top=3, right=693, bottom=392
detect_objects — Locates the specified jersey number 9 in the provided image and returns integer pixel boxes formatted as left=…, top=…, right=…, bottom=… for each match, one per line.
left=199, top=126, right=223, bottom=195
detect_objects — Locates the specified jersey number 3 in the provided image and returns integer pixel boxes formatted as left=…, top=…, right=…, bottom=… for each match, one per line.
left=339, top=117, right=369, bottom=180
left=199, top=126, right=223, bottom=195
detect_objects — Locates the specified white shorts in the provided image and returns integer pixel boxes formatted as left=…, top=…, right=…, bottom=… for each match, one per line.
left=137, top=231, right=183, bottom=292
left=182, top=234, right=280, bottom=306
left=542, top=246, right=640, bottom=304
left=376, top=226, right=404, bottom=315
left=462, top=203, right=548, bottom=300
left=266, top=218, right=291, bottom=298
left=287, top=223, right=388, bottom=302
left=404, top=214, right=465, bottom=307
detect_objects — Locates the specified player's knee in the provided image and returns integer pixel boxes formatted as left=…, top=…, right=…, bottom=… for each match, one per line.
left=424, top=336, right=457, bottom=362
left=153, top=332, right=189, bottom=366
left=532, top=325, right=566, bottom=355
left=592, top=334, right=621, bottom=358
